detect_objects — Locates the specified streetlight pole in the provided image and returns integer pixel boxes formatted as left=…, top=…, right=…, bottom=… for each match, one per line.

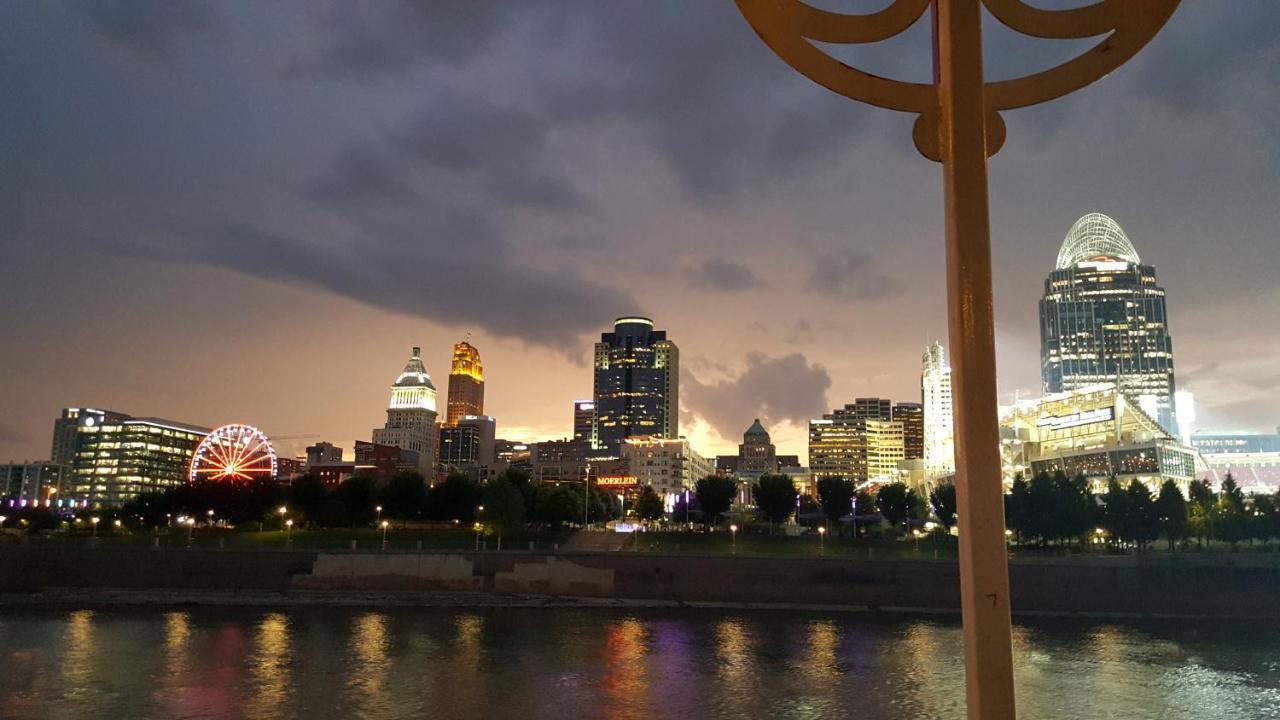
left=91, top=516, right=100, bottom=538
left=730, top=2, right=1180, bottom=716
left=818, top=525, right=826, bottom=554
left=381, top=520, right=389, bottom=550
left=583, top=462, right=592, bottom=529
left=375, top=505, right=382, bottom=527
left=730, top=524, right=738, bottom=554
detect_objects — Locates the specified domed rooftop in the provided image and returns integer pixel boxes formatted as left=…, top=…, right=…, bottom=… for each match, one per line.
left=1056, top=213, right=1140, bottom=269
left=393, top=346, right=436, bottom=389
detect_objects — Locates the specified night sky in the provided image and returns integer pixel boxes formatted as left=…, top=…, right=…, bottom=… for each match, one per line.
left=2, top=1, right=1277, bottom=462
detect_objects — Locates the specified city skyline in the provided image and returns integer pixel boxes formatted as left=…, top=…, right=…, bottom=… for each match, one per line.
left=2, top=3, right=1278, bottom=464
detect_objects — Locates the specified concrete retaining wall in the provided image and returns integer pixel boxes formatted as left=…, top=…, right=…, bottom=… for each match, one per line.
left=2, top=547, right=1277, bottom=617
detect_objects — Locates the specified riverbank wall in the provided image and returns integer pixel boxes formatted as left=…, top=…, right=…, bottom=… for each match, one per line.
left=2, top=547, right=1276, bottom=618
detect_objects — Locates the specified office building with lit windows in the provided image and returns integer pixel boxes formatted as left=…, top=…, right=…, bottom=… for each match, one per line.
left=1040, top=213, right=1178, bottom=432
left=621, top=436, right=713, bottom=496
left=1, top=462, right=69, bottom=506
left=592, top=317, right=679, bottom=454
left=372, top=346, right=438, bottom=475
left=66, top=414, right=210, bottom=508
left=445, top=339, right=484, bottom=426
left=573, top=400, right=595, bottom=444
left=809, top=406, right=906, bottom=484
left=737, top=419, right=779, bottom=477
left=893, top=402, right=925, bottom=460
left=922, top=342, right=955, bottom=479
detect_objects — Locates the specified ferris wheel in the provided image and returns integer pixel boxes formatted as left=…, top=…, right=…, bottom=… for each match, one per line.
left=188, top=424, right=277, bottom=484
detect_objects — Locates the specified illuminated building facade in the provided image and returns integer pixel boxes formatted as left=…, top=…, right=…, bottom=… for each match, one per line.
left=621, top=436, right=713, bottom=496
left=922, top=342, right=955, bottom=479
left=1000, top=384, right=1202, bottom=494
left=445, top=340, right=484, bottom=426
left=372, top=346, right=438, bottom=475
left=737, top=419, right=778, bottom=477
left=439, top=414, right=497, bottom=475
left=573, top=400, right=595, bottom=444
left=893, top=402, right=925, bottom=460
left=809, top=408, right=905, bottom=483
left=1, top=462, right=69, bottom=506
left=1040, top=213, right=1178, bottom=432
left=51, top=408, right=127, bottom=466
left=592, top=317, right=679, bottom=454
left=850, top=397, right=892, bottom=421
left=68, top=415, right=210, bottom=508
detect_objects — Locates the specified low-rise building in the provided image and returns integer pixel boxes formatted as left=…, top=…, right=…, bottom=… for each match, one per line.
left=1, top=462, right=69, bottom=507
left=621, top=436, right=713, bottom=497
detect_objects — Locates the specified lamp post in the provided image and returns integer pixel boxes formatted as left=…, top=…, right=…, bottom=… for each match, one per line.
left=818, top=525, right=826, bottom=554
left=278, top=505, right=287, bottom=531
left=730, top=524, right=738, bottom=554
left=474, top=521, right=482, bottom=551
left=732, top=2, right=1179, bottom=716
left=285, top=518, right=293, bottom=548
left=375, top=505, right=382, bottom=527
left=91, top=516, right=100, bottom=538
left=186, top=517, right=195, bottom=547
left=381, top=520, right=389, bottom=550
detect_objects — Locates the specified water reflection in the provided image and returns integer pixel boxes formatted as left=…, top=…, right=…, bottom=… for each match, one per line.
left=246, top=613, right=291, bottom=720
left=348, top=612, right=390, bottom=715
left=600, top=618, right=649, bottom=720
left=711, top=618, right=757, bottom=715
left=2, top=609, right=1278, bottom=720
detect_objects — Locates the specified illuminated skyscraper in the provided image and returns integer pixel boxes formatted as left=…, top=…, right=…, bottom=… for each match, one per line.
left=1040, top=213, right=1177, bottom=430
left=592, top=317, right=679, bottom=454
left=445, top=339, right=484, bottom=426
left=922, top=342, right=955, bottom=479
left=372, top=346, right=438, bottom=475
left=808, top=408, right=904, bottom=483
left=893, top=402, right=925, bottom=460
left=573, top=400, right=595, bottom=444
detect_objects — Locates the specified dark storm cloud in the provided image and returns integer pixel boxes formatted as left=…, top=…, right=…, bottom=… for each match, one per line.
left=68, top=0, right=214, bottom=58
left=297, top=1, right=875, bottom=202
left=306, top=146, right=415, bottom=206
left=686, top=353, right=831, bottom=442
left=809, top=249, right=902, bottom=301
left=296, top=1, right=516, bottom=78
left=168, top=214, right=634, bottom=351
left=685, top=259, right=763, bottom=293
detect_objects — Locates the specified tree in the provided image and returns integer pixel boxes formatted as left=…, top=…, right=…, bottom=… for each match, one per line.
left=1125, top=480, right=1159, bottom=550
left=288, top=474, right=329, bottom=526
left=426, top=473, right=480, bottom=522
left=1154, top=480, right=1188, bottom=551
left=122, top=491, right=170, bottom=528
left=1027, top=472, right=1058, bottom=546
left=1102, top=477, right=1130, bottom=546
left=753, top=474, right=798, bottom=532
left=1252, top=494, right=1279, bottom=545
left=695, top=475, right=737, bottom=528
left=816, top=477, right=854, bottom=533
left=530, top=484, right=580, bottom=529
left=1214, top=474, right=1247, bottom=549
left=1055, top=473, right=1096, bottom=547
left=876, top=482, right=921, bottom=535
left=378, top=472, right=427, bottom=520
left=1005, top=475, right=1030, bottom=544
left=336, top=475, right=378, bottom=526
left=634, top=486, right=665, bottom=524
left=480, top=479, right=525, bottom=547
left=929, top=482, right=957, bottom=532
left=1187, top=478, right=1215, bottom=546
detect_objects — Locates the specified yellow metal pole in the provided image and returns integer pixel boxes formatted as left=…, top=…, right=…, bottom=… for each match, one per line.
left=934, top=1, right=1017, bottom=718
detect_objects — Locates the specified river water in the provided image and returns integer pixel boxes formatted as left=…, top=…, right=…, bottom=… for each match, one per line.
left=1, top=606, right=1277, bottom=719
